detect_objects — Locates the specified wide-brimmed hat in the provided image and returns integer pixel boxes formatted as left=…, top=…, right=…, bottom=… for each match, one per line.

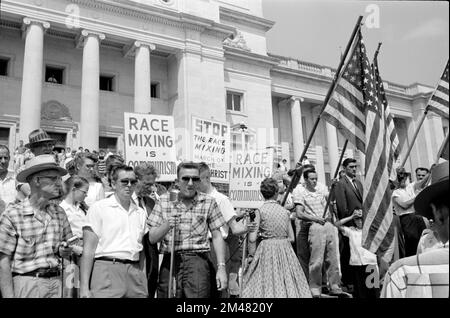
left=414, top=161, right=449, bottom=219
left=17, top=154, right=67, bottom=183
left=25, top=129, right=55, bottom=148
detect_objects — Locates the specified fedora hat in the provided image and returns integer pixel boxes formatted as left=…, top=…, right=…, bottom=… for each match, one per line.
left=17, top=154, right=67, bottom=183
left=25, top=129, right=55, bottom=148
left=414, top=161, right=449, bottom=219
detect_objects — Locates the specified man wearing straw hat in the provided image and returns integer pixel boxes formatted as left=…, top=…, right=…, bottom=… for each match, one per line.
left=0, top=155, right=74, bottom=298
left=16, top=129, right=57, bottom=200
left=381, top=161, right=449, bottom=298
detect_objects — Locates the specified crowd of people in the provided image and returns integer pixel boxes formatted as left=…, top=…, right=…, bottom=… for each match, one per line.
left=0, top=128, right=448, bottom=298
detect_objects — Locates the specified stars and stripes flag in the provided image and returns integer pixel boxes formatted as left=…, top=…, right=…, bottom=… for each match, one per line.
left=426, top=60, right=449, bottom=119
left=322, top=30, right=400, bottom=261
left=322, top=32, right=366, bottom=153
left=361, top=52, right=401, bottom=262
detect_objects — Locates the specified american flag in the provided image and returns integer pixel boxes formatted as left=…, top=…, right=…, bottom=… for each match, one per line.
left=322, top=32, right=366, bottom=153
left=361, top=52, right=401, bottom=262
left=427, top=60, right=449, bottom=119
left=322, top=30, right=399, bottom=261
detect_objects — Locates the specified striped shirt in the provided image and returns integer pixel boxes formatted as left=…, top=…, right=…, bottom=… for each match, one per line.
left=147, top=192, right=226, bottom=254
left=293, top=187, right=328, bottom=219
left=0, top=198, right=73, bottom=273
left=381, top=245, right=449, bottom=298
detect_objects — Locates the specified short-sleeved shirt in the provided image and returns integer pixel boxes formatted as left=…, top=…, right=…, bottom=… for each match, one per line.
left=392, top=184, right=416, bottom=216
left=209, top=188, right=236, bottom=239
left=293, top=187, right=328, bottom=219
left=85, top=182, right=105, bottom=208
left=0, top=198, right=73, bottom=273
left=292, top=182, right=329, bottom=202
left=381, top=245, right=449, bottom=298
left=85, top=195, right=148, bottom=261
left=0, top=171, right=18, bottom=210
left=147, top=192, right=226, bottom=254
left=341, top=226, right=377, bottom=266
left=59, top=200, right=87, bottom=239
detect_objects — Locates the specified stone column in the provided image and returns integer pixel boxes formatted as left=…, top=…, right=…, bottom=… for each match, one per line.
left=326, top=122, right=340, bottom=175
left=133, top=41, right=155, bottom=113
left=289, top=96, right=304, bottom=162
left=18, top=18, right=50, bottom=142
left=79, top=30, right=105, bottom=151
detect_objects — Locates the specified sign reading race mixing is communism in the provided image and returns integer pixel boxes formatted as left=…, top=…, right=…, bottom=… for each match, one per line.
left=229, top=150, right=273, bottom=209
left=191, top=116, right=230, bottom=183
left=124, top=112, right=177, bottom=181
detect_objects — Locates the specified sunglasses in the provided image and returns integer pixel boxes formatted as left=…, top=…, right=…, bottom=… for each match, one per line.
left=76, top=188, right=88, bottom=195
left=37, top=175, right=61, bottom=182
left=119, top=178, right=138, bottom=186
left=181, top=176, right=200, bottom=182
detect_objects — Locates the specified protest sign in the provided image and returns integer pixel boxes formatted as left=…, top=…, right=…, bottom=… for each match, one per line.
left=124, top=112, right=177, bottom=181
left=192, top=116, right=230, bottom=183
left=229, top=150, right=273, bottom=208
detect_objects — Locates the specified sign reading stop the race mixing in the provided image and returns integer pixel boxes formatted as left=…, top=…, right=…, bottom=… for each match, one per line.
left=192, top=116, right=230, bottom=183
left=124, top=112, right=177, bottom=181
left=230, top=150, right=273, bottom=209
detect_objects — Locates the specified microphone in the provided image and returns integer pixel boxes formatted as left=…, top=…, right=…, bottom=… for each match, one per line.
left=169, top=189, right=179, bottom=203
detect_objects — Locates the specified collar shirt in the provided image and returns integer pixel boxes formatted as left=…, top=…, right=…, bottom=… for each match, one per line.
left=209, top=188, right=236, bottom=239
left=85, top=195, right=148, bottom=261
left=147, top=192, right=226, bottom=254
left=85, top=182, right=105, bottom=208
left=293, top=186, right=328, bottom=218
left=381, top=246, right=449, bottom=298
left=59, top=200, right=87, bottom=239
left=0, top=171, right=18, bottom=210
left=0, top=198, right=73, bottom=273
left=292, top=181, right=329, bottom=203
left=392, top=185, right=416, bottom=216
left=341, top=226, right=377, bottom=266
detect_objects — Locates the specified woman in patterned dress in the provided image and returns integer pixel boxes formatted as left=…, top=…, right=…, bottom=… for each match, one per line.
left=242, top=178, right=311, bottom=298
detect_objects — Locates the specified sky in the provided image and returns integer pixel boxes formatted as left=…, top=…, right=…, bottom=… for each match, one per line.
left=261, top=0, right=449, bottom=87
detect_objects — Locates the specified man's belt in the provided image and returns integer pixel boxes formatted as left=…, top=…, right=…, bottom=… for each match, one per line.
left=95, top=256, right=139, bottom=264
left=12, top=268, right=61, bottom=278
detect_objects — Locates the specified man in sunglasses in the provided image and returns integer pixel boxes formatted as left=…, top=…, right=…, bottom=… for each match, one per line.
left=148, top=161, right=228, bottom=298
left=80, top=165, right=148, bottom=298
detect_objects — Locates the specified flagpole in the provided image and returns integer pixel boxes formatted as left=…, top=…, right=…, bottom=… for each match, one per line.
left=398, top=110, right=428, bottom=169
left=434, top=131, right=449, bottom=164
left=281, top=15, right=363, bottom=206
left=322, top=139, right=349, bottom=218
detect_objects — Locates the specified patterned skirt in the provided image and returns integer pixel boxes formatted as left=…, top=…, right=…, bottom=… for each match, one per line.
left=242, top=238, right=312, bottom=298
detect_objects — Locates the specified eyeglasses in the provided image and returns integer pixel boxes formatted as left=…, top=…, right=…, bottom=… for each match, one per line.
left=181, top=176, right=201, bottom=183
left=76, top=188, right=88, bottom=195
left=37, top=175, right=61, bottom=182
left=119, top=178, right=138, bottom=186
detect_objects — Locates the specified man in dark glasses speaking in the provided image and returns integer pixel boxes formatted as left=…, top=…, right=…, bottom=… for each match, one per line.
left=148, top=161, right=228, bottom=298
left=79, top=165, right=149, bottom=298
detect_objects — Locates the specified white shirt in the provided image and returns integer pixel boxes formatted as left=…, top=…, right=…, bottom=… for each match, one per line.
left=85, top=181, right=105, bottom=208
left=209, top=188, right=236, bottom=239
left=292, top=181, right=329, bottom=202
left=0, top=171, right=17, bottom=209
left=85, top=195, right=148, bottom=261
left=342, top=226, right=377, bottom=266
left=60, top=199, right=87, bottom=238
left=392, top=184, right=416, bottom=216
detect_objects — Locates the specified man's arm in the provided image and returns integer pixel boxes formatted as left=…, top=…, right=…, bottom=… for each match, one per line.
left=392, top=196, right=414, bottom=210
left=79, top=227, right=98, bottom=298
left=334, top=182, right=348, bottom=219
left=295, top=204, right=325, bottom=225
left=211, top=229, right=227, bottom=292
left=0, top=253, right=14, bottom=297
left=148, top=221, right=171, bottom=244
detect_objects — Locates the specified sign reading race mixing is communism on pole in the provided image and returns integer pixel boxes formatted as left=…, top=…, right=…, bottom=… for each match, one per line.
left=124, top=112, right=177, bottom=181
left=191, top=116, right=230, bottom=183
left=229, top=150, right=273, bottom=209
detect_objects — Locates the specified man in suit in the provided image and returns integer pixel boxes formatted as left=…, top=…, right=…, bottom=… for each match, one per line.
left=133, top=163, right=160, bottom=298
left=334, top=158, right=363, bottom=290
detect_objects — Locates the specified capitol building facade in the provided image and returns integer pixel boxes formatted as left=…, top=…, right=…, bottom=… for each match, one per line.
left=0, top=0, right=448, bottom=184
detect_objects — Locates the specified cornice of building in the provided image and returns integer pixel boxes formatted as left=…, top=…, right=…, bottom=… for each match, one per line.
left=224, top=46, right=279, bottom=67
left=219, top=6, right=275, bottom=32
left=268, top=52, right=435, bottom=100
left=67, top=0, right=235, bottom=38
